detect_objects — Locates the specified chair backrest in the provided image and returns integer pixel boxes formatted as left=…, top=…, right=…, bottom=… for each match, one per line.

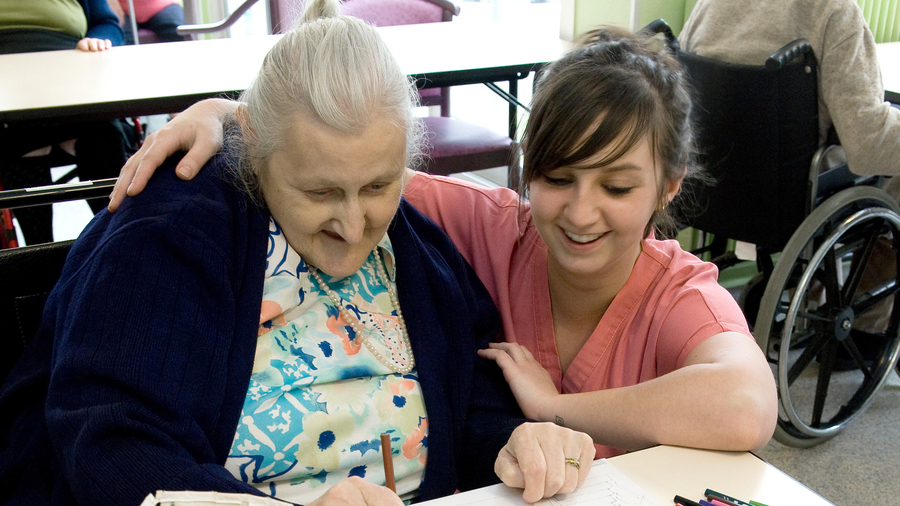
left=267, top=0, right=458, bottom=114
left=269, top=0, right=458, bottom=34
left=678, top=40, right=821, bottom=250
left=0, top=240, right=72, bottom=384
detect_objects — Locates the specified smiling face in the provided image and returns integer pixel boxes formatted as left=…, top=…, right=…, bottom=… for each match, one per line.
left=528, top=134, right=681, bottom=283
left=257, top=112, right=407, bottom=279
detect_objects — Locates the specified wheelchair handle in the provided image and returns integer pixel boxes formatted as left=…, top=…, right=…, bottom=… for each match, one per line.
left=766, top=39, right=814, bottom=70
left=643, top=18, right=680, bottom=51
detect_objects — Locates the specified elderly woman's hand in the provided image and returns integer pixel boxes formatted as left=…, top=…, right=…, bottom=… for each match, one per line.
left=108, top=98, right=236, bottom=211
left=495, top=422, right=595, bottom=503
left=307, top=477, right=404, bottom=506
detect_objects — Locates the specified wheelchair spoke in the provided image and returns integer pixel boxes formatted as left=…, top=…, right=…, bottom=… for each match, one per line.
left=796, top=311, right=833, bottom=323
left=823, top=247, right=844, bottom=308
left=839, top=338, right=875, bottom=380
left=819, top=362, right=888, bottom=429
left=787, top=328, right=830, bottom=385
left=812, top=340, right=837, bottom=426
left=851, top=278, right=899, bottom=318
left=840, top=220, right=881, bottom=302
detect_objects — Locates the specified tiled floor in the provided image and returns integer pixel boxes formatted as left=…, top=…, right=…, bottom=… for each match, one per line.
left=9, top=0, right=559, bottom=246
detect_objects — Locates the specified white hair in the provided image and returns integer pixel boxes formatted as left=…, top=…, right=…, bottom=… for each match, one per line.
left=231, top=0, right=425, bottom=196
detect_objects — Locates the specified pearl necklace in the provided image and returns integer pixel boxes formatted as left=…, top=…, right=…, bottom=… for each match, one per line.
left=307, top=248, right=415, bottom=374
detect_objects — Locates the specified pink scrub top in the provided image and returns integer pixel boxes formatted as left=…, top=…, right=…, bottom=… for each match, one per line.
left=119, top=0, right=179, bottom=23
left=404, top=173, right=752, bottom=457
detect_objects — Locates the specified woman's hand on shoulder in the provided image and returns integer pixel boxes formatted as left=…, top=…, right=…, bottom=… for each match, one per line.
left=108, top=98, right=238, bottom=212
left=307, top=477, right=404, bottom=506
left=478, top=342, right=559, bottom=421
left=495, top=422, right=595, bottom=503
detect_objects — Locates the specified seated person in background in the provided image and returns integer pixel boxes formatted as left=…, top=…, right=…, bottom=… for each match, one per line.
left=108, top=24, right=779, bottom=459
left=110, top=0, right=186, bottom=44
left=681, top=0, right=900, bottom=192
left=681, top=0, right=900, bottom=351
left=0, top=0, right=135, bottom=245
left=0, top=1, right=594, bottom=505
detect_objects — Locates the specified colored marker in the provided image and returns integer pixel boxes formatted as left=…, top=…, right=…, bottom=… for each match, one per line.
left=699, top=501, right=717, bottom=506
left=674, top=495, right=702, bottom=506
left=708, top=500, right=731, bottom=506
left=748, top=502, right=769, bottom=506
left=706, top=493, right=742, bottom=506
left=704, top=489, right=752, bottom=506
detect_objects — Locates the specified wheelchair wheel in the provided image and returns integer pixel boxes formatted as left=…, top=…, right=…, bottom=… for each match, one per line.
left=754, top=186, right=900, bottom=447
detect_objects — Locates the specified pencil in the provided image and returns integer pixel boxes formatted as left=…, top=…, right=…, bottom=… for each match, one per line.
left=381, top=433, right=396, bottom=493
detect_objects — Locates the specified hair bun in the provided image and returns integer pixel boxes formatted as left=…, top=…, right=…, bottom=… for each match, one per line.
left=300, top=0, right=341, bottom=24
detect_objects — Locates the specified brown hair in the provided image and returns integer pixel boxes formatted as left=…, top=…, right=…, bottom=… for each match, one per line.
left=521, top=25, right=698, bottom=237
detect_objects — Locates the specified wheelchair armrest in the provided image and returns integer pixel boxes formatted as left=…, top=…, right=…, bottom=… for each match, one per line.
left=0, top=178, right=117, bottom=210
left=766, top=39, right=813, bottom=70
left=816, top=163, right=885, bottom=205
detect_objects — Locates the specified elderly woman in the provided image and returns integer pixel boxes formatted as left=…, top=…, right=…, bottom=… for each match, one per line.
left=0, top=1, right=594, bottom=505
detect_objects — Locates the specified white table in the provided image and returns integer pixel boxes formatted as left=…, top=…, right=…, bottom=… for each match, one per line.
left=411, top=445, right=832, bottom=506
left=610, top=445, right=832, bottom=506
left=876, top=41, right=899, bottom=103
left=0, top=21, right=569, bottom=137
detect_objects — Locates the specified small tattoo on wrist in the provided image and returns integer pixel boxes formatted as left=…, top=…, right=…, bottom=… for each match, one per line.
left=555, top=416, right=565, bottom=426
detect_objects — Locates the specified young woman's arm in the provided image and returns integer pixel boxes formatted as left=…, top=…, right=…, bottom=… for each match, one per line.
left=480, top=332, right=777, bottom=453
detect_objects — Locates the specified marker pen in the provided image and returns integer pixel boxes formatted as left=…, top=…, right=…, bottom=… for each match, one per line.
left=706, top=493, right=743, bottom=506
left=704, top=489, right=753, bottom=506
left=674, top=495, right=702, bottom=506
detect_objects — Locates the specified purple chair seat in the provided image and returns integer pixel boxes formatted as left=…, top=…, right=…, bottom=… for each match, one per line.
left=421, top=116, right=517, bottom=177
left=138, top=29, right=160, bottom=44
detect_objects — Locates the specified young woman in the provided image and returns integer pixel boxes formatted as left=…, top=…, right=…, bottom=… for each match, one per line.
left=109, top=25, right=778, bottom=459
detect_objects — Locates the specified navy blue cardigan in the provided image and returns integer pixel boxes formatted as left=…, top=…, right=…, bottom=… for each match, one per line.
left=0, top=153, right=524, bottom=506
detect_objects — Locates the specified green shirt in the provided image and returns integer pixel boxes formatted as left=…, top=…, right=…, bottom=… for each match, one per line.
left=0, top=0, right=88, bottom=39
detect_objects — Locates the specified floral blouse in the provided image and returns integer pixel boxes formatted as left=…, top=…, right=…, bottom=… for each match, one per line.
left=225, top=219, right=428, bottom=504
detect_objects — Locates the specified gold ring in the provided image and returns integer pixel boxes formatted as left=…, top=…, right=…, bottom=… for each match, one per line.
left=564, top=457, right=580, bottom=469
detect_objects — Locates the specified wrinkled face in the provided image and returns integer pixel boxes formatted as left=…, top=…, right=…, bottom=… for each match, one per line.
left=258, top=113, right=407, bottom=279
left=528, top=135, right=680, bottom=282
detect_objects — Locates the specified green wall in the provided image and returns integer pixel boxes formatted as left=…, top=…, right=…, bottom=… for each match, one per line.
left=564, top=0, right=698, bottom=39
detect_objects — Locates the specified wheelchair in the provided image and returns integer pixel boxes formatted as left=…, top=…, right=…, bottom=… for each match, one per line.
left=0, top=179, right=115, bottom=382
left=647, top=21, right=900, bottom=447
